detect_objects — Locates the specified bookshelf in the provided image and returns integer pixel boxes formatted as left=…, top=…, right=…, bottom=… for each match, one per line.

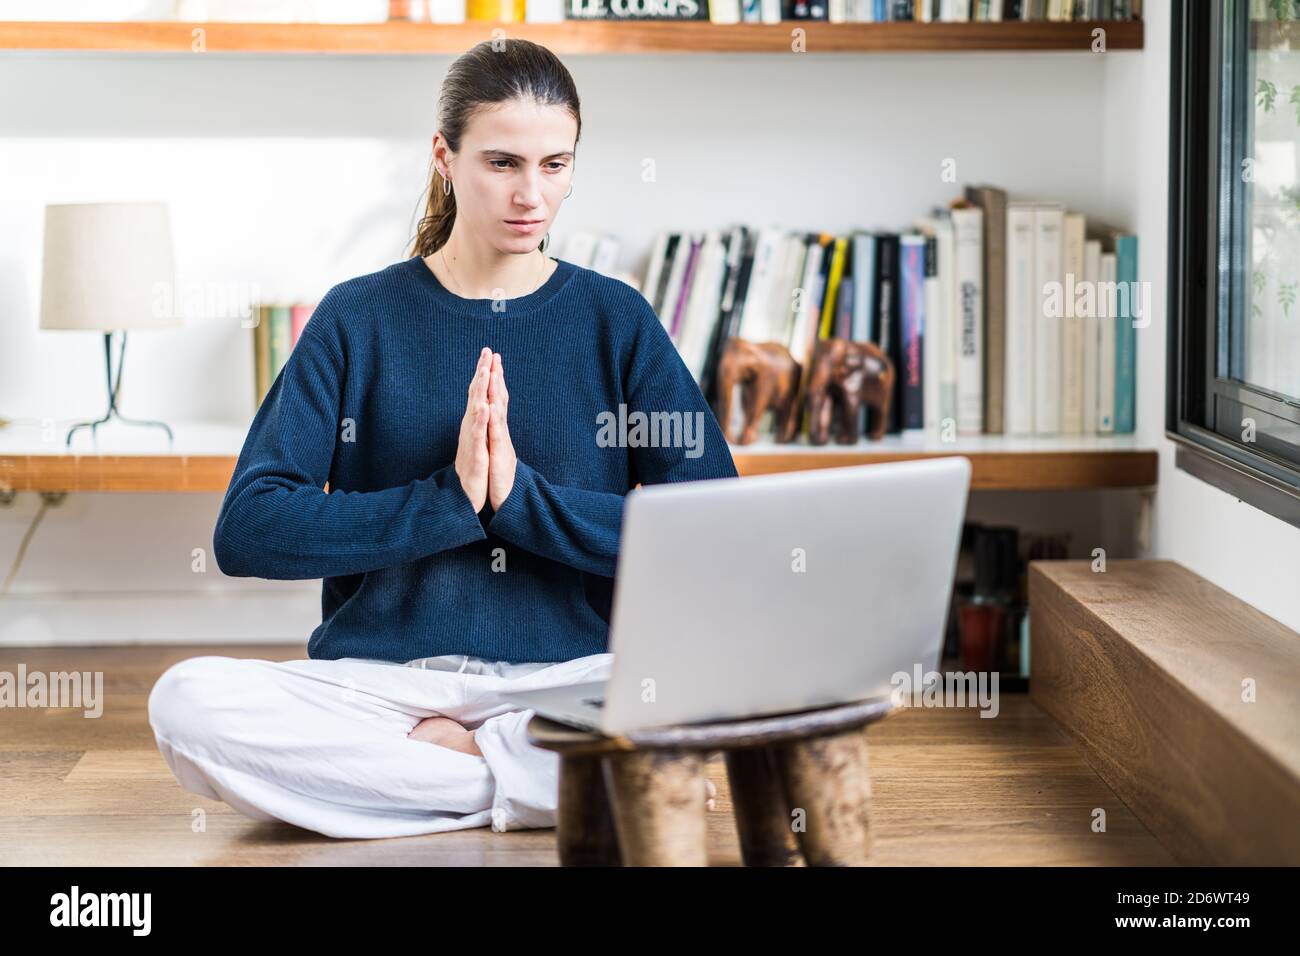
left=0, top=423, right=1155, bottom=493
left=0, top=14, right=1157, bottom=682
left=0, top=19, right=1144, bottom=55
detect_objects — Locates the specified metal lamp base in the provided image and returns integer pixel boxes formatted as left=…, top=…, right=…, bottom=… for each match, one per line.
left=65, top=330, right=173, bottom=449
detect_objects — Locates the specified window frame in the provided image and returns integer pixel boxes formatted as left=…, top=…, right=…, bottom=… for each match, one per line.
left=1167, top=0, right=1300, bottom=529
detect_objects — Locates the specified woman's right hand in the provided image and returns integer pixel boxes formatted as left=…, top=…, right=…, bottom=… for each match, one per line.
left=455, top=347, right=493, bottom=513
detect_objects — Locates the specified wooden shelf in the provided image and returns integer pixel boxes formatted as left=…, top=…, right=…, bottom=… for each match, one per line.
left=0, top=422, right=1156, bottom=493
left=0, top=19, right=1143, bottom=55
left=732, top=433, right=1156, bottom=488
left=0, top=422, right=249, bottom=494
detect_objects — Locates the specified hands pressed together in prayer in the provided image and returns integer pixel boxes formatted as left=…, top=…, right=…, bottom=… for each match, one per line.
left=441, top=348, right=724, bottom=807
left=454, top=347, right=517, bottom=514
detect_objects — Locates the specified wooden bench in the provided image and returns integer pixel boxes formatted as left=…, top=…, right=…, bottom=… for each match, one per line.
left=1029, top=559, right=1300, bottom=865
left=527, top=697, right=895, bottom=866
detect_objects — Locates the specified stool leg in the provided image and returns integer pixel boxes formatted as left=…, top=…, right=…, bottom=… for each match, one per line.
left=772, top=728, right=873, bottom=866
left=555, top=754, right=621, bottom=867
left=725, top=745, right=804, bottom=867
left=603, top=750, right=708, bottom=866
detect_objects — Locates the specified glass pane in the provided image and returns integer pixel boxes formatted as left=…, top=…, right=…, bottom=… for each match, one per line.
left=1225, top=2, right=1300, bottom=404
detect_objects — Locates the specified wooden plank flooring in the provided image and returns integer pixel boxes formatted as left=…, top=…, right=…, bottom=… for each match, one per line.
left=0, top=644, right=1175, bottom=866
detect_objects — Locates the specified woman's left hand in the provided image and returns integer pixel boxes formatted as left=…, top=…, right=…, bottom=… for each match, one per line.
left=486, top=351, right=517, bottom=512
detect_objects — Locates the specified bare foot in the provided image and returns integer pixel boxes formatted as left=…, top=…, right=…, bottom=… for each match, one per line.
left=408, top=715, right=483, bottom=757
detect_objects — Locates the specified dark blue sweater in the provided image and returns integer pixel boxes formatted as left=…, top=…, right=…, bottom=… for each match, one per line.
left=213, top=254, right=739, bottom=663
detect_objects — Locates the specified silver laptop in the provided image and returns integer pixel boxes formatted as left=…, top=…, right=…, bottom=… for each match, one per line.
left=500, top=455, right=972, bottom=735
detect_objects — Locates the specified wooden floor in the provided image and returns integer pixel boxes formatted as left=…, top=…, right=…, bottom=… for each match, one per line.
left=0, top=644, right=1175, bottom=866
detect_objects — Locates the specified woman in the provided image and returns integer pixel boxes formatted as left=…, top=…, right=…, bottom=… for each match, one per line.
left=147, top=39, right=737, bottom=840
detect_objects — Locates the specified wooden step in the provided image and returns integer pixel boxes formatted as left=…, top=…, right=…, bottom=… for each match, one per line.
left=1028, top=560, right=1300, bottom=865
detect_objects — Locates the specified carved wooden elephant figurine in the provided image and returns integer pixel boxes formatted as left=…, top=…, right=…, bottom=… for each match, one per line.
left=715, top=338, right=803, bottom=445
left=806, top=338, right=895, bottom=444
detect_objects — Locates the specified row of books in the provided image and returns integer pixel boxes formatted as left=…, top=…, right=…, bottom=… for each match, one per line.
left=561, top=0, right=1143, bottom=22
left=561, top=0, right=1144, bottom=22
left=826, top=0, right=1144, bottom=20
left=637, top=187, right=1138, bottom=440
left=15, top=0, right=1141, bottom=24
left=778, top=0, right=1143, bottom=21
left=249, top=303, right=316, bottom=408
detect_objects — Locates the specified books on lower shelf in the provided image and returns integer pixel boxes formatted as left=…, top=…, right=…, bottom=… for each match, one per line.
left=250, top=302, right=316, bottom=409
left=638, top=188, right=1139, bottom=444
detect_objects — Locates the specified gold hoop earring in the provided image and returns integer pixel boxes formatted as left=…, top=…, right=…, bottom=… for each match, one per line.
left=564, top=183, right=573, bottom=199
left=442, top=176, right=451, bottom=197
left=540, top=232, right=551, bottom=255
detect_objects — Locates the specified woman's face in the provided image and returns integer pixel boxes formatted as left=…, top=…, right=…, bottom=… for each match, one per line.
left=437, top=98, right=577, bottom=255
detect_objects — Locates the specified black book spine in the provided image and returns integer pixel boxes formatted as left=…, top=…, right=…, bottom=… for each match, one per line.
left=901, top=239, right=925, bottom=431
left=873, top=234, right=901, bottom=435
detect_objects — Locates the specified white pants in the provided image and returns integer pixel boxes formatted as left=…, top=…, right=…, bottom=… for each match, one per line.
left=147, top=650, right=614, bottom=839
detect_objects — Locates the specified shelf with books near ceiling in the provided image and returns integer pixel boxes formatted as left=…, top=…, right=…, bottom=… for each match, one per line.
left=0, top=1, right=1144, bottom=55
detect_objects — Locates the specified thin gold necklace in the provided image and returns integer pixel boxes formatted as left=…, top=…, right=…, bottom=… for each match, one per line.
left=440, top=249, right=547, bottom=301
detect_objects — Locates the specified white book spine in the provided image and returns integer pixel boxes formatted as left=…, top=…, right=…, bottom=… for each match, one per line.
left=680, top=233, right=727, bottom=380
left=790, top=240, right=823, bottom=366
left=1032, top=205, right=1064, bottom=435
left=1004, top=204, right=1036, bottom=435
left=1097, top=251, right=1118, bottom=433
left=757, top=234, right=785, bottom=344
left=737, top=228, right=780, bottom=343
left=764, top=236, right=791, bottom=344
left=774, top=236, right=806, bottom=344
left=936, top=219, right=958, bottom=430
left=952, top=207, right=984, bottom=434
left=1060, top=212, right=1086, bottom=435
left=707, top=0, right=742, bottom=23
left=1082, top=239, right=1102, bottom=434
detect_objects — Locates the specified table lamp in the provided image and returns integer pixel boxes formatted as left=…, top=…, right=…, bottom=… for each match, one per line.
left=39, top=201, right=181, bottom=448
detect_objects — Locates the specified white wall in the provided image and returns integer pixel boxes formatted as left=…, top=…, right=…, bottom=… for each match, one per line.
left=1104, top=0, right=1300, bottom=636
left=0, top=26, right=1194, bottom=643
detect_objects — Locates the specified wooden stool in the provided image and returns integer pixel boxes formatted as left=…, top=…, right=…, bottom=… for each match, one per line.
left=527, top=698, right=895, bottom=867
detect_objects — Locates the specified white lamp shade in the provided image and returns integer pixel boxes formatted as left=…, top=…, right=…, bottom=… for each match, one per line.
left=39, top=201, right=181, bottom=332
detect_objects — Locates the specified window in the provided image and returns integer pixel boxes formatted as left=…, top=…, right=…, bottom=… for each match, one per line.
left=1169, top=0, right=1300, bottom=528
